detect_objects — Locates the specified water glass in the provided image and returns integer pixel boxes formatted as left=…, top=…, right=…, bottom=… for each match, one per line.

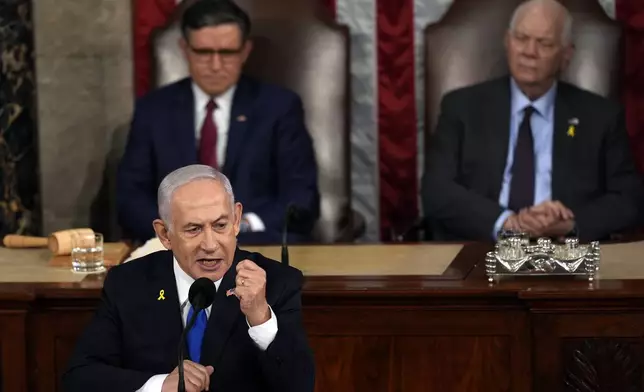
left=71, top=232, right=105, bottom=273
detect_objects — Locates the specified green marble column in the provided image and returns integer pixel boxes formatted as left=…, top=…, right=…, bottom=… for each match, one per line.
left=0, top=0, right=40, bottom=237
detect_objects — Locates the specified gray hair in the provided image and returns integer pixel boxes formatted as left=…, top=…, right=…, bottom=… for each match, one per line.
left=158, top=164, right=235, bottom=230
left=509, top=0, right=573, bottom=46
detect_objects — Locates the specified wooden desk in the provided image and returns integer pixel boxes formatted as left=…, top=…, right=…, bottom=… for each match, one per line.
left=2, top=243, right=644, bottom=391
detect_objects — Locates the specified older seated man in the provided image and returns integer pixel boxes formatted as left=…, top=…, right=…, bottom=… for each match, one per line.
left=64, top=164, right=315, bottom=392
left=117, top=0, right=319, bottom=246
left=422, top=0, right=643, bottom=241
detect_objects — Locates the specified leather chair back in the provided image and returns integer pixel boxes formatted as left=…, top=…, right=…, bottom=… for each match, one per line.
left=424, top=0, right=621, bottom=137
left=151, top=0, right=352, bottom=243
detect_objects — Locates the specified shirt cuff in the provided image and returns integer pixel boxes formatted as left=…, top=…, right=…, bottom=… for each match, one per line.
left=243, top=213, right=266, bottom=232
left=135, top=374, right=169, bottom=392
left=493, top=210, right=514, bottom=240
left=246, top=306, right=278, bottom=351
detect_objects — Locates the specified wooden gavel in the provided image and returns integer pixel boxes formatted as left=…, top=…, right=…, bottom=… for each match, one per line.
left=3, top=228, right=95, bottom=255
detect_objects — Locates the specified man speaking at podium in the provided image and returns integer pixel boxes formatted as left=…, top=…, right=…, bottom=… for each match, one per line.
left=63, top=165, right=315, bottom=392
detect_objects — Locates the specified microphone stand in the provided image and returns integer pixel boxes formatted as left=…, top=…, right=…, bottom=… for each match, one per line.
left=281, top=214, right=289, bottom=266
left=177, top=307, right=201, bottom=392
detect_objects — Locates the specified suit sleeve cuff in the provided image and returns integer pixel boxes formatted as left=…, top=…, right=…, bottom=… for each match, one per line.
left=243, top=213, right=266, bottom=232
left=493, top=210, right=514, bottom=240
left=246, top=306, right=278, bottom=351
left=135, top=374, right=169, bottom=392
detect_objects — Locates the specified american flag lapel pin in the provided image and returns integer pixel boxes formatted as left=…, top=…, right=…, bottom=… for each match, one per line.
left=237, top=115, right=247, bottom=122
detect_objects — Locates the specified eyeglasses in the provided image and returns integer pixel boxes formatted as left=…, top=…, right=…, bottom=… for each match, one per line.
left=187, top=43, right=245, bottom=63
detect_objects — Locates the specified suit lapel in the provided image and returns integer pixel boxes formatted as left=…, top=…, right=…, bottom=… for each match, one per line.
left=172, top=78, right=197, bottom=164
left=222, top=77, right=254, bottom=175
left=552, top=84, right=575, bottom=202
left=485, top=77, right=512, bottom=200
left=146, top=251, right=184, bottom=367
left=200, top=249, right=247, bottom=368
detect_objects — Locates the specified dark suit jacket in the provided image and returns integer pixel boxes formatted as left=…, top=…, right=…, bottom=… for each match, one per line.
left=117, top=76, right=320, bottom=245
left=422, top=76, right=644, bottom=241
left=62, top=248, right=315, bottom=392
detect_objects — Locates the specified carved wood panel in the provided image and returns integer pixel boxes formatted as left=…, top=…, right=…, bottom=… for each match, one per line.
left=563, top=338, right=642, bottom=392
left=533, top=312, right=644, bottom=392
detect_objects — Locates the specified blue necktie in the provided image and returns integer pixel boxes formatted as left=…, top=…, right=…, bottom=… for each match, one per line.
left=186, top=306, right=208, bottom=363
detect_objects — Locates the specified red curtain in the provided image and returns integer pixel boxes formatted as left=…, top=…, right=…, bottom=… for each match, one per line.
left=319, top=0, right=335, bottom=17
left=376, top=0, right=418, bottom=240
left=133, top=0, right=337, bottom=97
left=616, top=0, right=644, bottom=173
left=133, top=0, right=176, bottom=97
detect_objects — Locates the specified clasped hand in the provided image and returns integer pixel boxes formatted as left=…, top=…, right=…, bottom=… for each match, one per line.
left=161, top=360, right=214, bottom=392
left=503, top=200, right=575, bottom=239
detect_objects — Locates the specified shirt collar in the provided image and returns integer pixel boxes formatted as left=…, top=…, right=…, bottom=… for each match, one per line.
left=510, top=78, right=557, bottom=119
left=191, top=81, right=237, bottom=113
left=173, top=257, right=222, bottom=309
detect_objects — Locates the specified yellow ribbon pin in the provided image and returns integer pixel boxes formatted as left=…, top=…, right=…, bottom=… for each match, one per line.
left=567, top=117, right=578, bottom=138
left=157, top=289, right=165, bottom=301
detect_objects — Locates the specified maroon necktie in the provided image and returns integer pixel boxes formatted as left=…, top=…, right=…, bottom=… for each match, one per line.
left=199, top=99, right=218, bottom=168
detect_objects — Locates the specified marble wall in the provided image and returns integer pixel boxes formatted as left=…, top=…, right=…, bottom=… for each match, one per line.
left=33, top=0, right=133, bottom=239
left=0, top=0, right=39, bottom=237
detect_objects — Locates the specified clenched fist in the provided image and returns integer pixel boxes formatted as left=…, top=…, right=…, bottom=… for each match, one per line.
left=226, top=259, right=270, bottom=326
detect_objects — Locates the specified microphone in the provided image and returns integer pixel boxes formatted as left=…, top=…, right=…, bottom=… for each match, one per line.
left=281, top=204, right=299, bottom=266
left=177, top=278, right=217, bottom=392
left=282, top=204, right=295, bottom=265
left=282, top=203, right=315, bottom=266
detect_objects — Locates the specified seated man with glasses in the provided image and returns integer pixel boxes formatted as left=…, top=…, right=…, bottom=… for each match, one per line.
left=117, top=0, right=319, bottom=245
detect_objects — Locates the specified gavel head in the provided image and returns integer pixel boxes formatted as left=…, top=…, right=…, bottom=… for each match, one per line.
left=48, top=228, right=95, bottom=255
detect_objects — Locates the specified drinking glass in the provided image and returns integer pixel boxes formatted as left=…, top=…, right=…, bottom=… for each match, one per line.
left=71, top=232, right=105, bottom=273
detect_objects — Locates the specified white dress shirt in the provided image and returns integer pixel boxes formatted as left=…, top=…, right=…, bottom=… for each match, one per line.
left=137, top=258, right=278, bottom=392
left=192, top=82, right=265, bottom=232
left=492, top=79, right=557, bottom=239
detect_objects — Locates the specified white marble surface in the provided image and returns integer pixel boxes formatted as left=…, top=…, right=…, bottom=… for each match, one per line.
left=34, top=0, right=133, bottom=237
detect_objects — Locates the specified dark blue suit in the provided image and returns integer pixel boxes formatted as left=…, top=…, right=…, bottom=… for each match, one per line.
left=62, top=249, right=315, bottom=392
left=117, top=76, right=319, bottom=244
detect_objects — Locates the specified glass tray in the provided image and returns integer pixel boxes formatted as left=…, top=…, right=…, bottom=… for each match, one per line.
left=485, top=232, right=600, bottom=282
